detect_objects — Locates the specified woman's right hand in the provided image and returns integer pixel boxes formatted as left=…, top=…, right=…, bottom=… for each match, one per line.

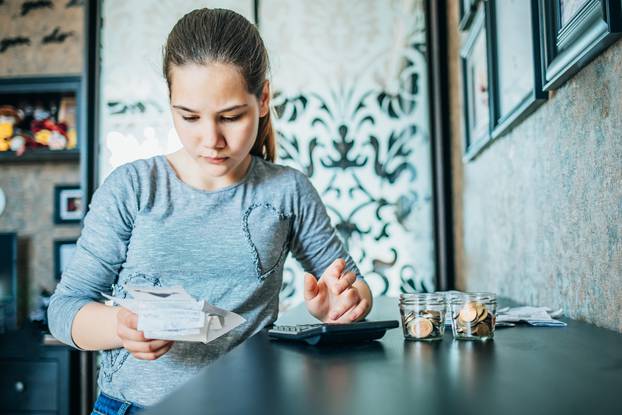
left=116, top=307, right=174, bottom=360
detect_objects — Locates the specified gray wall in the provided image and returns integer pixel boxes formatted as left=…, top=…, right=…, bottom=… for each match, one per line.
left=448, top=1, right=622, bottom=332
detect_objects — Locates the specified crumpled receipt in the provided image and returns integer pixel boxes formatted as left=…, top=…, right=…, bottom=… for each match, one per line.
left=102, top=286, right=246, bottom=343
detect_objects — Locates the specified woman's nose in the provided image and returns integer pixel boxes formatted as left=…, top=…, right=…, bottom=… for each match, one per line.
left=199, top=121, right=225, bottom=148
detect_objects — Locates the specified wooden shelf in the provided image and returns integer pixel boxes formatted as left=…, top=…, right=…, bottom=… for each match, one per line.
left=0, top=149, right=79, bottom=163
left=0, top=76, right=82, bottom=165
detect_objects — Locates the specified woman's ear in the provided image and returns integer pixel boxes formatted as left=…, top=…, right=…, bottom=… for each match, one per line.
left=259, top=80, right=270, bottom=117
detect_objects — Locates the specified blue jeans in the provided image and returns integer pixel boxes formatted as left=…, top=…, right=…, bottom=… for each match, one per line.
left=91, top=392, right=144, bottom=415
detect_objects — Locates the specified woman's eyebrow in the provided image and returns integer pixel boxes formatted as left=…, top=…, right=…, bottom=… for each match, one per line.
left=172, top=104, right=199, bottom=113
left=171, top=104, right=248, bottom=113
left=219, top=104, right=248, bottom=113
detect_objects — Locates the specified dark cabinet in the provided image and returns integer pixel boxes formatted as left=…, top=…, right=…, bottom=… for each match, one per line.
left=0, top=328, right=81, bottom=415
left=1, top=361, right=59, bottom=412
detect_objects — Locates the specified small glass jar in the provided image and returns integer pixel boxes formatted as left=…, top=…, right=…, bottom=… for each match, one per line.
left=450, top=292, right=496, bottom=341
left=399, top=293, right=446, bottom=341
left=436, top=291, right=465, bottom=326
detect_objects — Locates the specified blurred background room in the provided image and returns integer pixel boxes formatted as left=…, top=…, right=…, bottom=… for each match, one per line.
left=0, top=0, right=620, bottom=414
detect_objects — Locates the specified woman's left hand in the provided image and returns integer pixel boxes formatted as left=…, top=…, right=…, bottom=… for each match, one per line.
left=303, top=258, right=370, bottom=323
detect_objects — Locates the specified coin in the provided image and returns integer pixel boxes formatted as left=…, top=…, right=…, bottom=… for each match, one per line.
left=459, top=302, right=478, bottom=322
left=422, top=310, right=442, bottom=321
left=477, top=321, right=491, bottom=337
left=403, top=311, right=416, bottom=326
left=409, top=317, right=434, bottom=338
left=475, top=303, right=488, bottom=323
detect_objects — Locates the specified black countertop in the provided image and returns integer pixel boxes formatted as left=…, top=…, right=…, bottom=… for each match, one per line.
left=144, top=296, right=622, bottom=415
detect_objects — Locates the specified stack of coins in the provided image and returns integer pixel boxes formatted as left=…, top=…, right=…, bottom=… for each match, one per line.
left=402, top=309, right=444, bottom=340
left=453, top=301, right=495, bottom=338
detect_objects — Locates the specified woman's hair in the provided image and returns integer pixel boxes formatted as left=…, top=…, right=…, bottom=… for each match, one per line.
left=163, top=8, right=276, bottom=162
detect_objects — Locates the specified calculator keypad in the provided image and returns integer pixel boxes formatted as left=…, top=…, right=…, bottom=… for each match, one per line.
left=270, top=324, right=322, bottom=334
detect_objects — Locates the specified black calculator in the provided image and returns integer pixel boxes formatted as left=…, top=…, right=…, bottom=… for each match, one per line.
left=267, top=320, right=399, bottom=345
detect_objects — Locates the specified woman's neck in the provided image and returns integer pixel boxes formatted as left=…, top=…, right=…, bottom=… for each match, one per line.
left=166, top=151, right=252, bottom=191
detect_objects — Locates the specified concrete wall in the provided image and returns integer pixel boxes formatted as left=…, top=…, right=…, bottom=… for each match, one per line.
left=0, top=0, right=83, bottom=77
left=447, top=1, right=622, bottom=332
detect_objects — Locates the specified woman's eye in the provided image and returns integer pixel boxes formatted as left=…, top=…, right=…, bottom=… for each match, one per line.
left=221, top=114, right=242, bottom=122
left=182, top=116, right=199, bottom=122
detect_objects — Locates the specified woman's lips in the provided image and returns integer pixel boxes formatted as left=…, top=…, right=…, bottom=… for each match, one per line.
left=202, top=156, right=229, bottom=164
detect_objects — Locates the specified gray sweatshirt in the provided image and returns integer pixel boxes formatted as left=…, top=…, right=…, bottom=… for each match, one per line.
left=47, top=155, right=362, bottom=406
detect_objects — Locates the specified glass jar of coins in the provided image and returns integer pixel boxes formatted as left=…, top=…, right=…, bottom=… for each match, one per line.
left=450, top=292, right=496, bottom=341
left=399, top=293, right=446, bottom=341
left=436, top=291, right=464, bottom=326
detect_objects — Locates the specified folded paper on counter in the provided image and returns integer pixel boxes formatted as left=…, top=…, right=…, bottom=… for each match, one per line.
left=496, top=306, right=567, bottom=327
left=102, top=285, right=246, bottom=343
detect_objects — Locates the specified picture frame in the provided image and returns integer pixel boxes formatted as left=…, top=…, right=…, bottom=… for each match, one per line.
left=461, top=4, right=493, bottom=160
left=488, top=0, right=547, bottom=140
left=53, top=239, right=77, bottom=281
left=539, top=0, right=622, bottom=91
left=459, top=0, right=481, bottom=30
left=54, top=184, right=83, bottom=224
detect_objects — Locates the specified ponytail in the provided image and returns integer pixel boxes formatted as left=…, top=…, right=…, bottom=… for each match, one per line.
left=252, top=109, right=276, bottom=162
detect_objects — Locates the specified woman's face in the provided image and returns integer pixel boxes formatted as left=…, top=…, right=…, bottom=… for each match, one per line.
left=169, top=62, right=269, bottom=185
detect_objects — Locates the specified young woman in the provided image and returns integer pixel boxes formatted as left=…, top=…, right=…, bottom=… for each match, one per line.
left=48, top=8, right=372, bottom=413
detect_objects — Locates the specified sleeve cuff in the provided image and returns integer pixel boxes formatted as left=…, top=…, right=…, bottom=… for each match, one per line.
left=47, top=295, right=93, bottom=350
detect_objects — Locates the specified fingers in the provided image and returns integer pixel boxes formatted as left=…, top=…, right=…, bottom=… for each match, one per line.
left=322, top=258, right=346, bottom=281
left=123, top=339, right=173, bottom=354
left=332, top=271, right=357, bottom=295
left=117, top=307, right=138, bottom=330
left=131, top=341, right=174, bottom=361
left=117, top=307, right=174, bottom=360
left=321, top=258, right=356, bottom=295
left=116, top=308, right=147, bottom=342
left=342, top=298, right=368, bottom=322
left=303, top=273, right=319, bottom=301
left=117, top=319, right=147, bottom=342
left=328, top=287, right=361, bottom=321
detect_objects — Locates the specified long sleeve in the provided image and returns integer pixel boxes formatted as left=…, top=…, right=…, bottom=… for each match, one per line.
left=289, top=171, right=363, bottom=280
left=47, top=163, right=139, bottom=348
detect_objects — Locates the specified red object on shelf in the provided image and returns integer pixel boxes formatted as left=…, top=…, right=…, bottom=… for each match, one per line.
left=30, top=119, right=68, bottom=136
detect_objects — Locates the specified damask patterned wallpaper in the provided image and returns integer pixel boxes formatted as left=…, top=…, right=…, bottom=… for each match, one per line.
left=262, top=0, right=435, bottom=306
left=98, top=0, right=434, bottom=309
left=0, top=0, right=83, bottom=77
